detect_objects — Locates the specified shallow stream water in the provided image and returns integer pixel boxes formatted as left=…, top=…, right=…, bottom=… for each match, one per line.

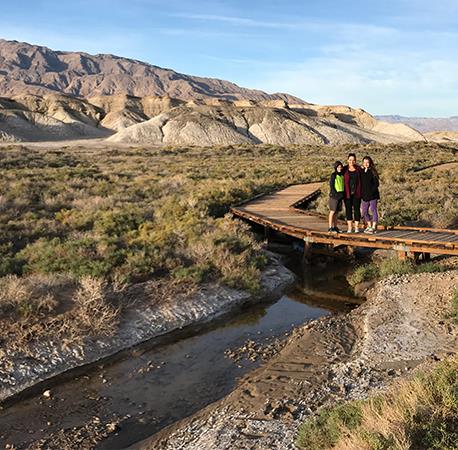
left=0, top=261, right=355, bottom=449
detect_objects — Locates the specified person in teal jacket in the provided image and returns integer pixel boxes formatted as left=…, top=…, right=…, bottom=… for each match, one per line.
left=328, top=161, right=344, bottom=232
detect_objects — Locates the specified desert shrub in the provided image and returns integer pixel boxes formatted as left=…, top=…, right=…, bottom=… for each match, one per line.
left=348, top=259, right=449, bottom=286
left=348, top=263, right=379, bottom=286
left=19, top=237, right=115, bottom=278
left=296, top=402, right=364, bottom=449
left=72, top=276, right=119, bottom=336
left=296, top=356, right=458, bottom=450
left=379, top=258, right=416, bottom=277
left=93, top=207, right=148, bottom=236
left=452, top=290, right=458, bottom=323
left=0, top=273, right=122, bottom=351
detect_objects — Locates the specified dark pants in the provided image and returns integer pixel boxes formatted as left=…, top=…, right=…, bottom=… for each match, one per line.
left=345, top=195, right=361, bottom=221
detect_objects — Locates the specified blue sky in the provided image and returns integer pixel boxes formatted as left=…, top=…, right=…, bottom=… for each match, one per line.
left=1, top=0, right=458, bottom=116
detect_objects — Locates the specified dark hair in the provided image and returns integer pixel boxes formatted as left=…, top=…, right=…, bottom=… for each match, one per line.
left=333, top=160, right=343, bottom=171
left=363, top=155, right=379, bottom=179
left=348, top=153, right=356, bottom=159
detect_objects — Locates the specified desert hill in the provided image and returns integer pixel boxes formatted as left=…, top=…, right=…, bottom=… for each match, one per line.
left=0, top=92, right=426, bottom=145
left=107, top=100, right=426, bottom=146
left=0, top=93, right=109, bottom=141
left=423, top=131, right=458, bottom=143
left=0, top=39, right=303, bottom=103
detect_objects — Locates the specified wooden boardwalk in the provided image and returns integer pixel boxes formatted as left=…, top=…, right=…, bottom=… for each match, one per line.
left=230, top=183, right=458, bottom=258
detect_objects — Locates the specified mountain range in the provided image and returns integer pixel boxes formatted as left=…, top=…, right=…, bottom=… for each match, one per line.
left=0, top=39, right=436, bottom=146
left=376, top=115, right=458, bottom=133
left=0, top=38, right=302, bottom=102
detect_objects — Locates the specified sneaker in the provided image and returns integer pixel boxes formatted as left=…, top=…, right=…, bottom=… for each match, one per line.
left=364, top=227, right=373, bottom=234
left=346, top=229, right=353, bottom=234
left=328, top=227, right=334, bottom=233
left=334, top=227, right=341, bottom=233
left=353, top=228, right=360, bottom=233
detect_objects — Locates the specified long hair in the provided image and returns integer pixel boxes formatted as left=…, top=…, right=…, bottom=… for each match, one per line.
left=363, top=156, right=379, bottom=179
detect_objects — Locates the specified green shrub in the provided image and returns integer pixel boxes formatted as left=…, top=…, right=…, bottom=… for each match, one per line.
left=415, top=262, right=448, bottom=274
left=172, top=265, right=211, bottom=283
left=349, top=259, right=448, bottom=287
left=296, top=402, right=363, bottom=449
left=348, top=263, right=379, bottom=286
left=19, top=237, right=115, bottom=278
left=379, top=258, right=416, bottom=278
left=451, top=291, right=458, bottom=324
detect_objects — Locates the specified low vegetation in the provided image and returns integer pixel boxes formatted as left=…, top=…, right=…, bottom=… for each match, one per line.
left=297, top=356, right=458, bottom=450
left=452, top=290, right=458, bottom=323
left=348, top=258, right=450, bottom=287
left=0, top=141, right=456, bottom=350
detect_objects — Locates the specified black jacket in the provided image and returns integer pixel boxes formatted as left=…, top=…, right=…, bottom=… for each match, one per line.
left=360, top=168, right=380, bottom=201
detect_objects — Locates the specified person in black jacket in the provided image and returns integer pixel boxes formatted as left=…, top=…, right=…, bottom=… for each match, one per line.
left=360, top=156, right=380, bottom=233
left=328, top=161, right=344, bottom=232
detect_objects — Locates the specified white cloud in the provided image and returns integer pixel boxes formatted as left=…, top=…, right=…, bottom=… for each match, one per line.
left=256, top=52, right=458, bottom=116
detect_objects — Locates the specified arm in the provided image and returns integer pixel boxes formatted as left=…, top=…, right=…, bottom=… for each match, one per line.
left=373, top=172, right=380, bottom=188
left=329, top=173, right=337, bottom=196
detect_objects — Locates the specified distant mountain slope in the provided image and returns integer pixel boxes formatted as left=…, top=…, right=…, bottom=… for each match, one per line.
left=376, top=115, right=458, bottom=132
left=0, top=39, right=304, bottom=103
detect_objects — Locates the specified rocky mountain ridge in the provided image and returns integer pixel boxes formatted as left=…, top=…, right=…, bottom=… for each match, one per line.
left=0, top=39, right=303, bottom=103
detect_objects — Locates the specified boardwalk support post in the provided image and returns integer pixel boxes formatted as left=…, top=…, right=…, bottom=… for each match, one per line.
left=303, top=243, right=313, bottom=265
left=303, top=236, right=314, bottom=265
left=264, top=226, right=272, bottom=243
left=394, top=244, right=412, bottom=261
left=398, top=251, right=408, bottom=261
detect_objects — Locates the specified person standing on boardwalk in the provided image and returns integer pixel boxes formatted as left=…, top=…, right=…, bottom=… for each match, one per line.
left=343, top=153, right=362, bottom=233
left=361, top=156, right=380, bottom=233
left=328, top=161, right=345, bottom=233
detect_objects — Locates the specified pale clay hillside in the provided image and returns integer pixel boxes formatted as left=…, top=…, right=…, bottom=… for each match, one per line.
left=0, top=92, right=426, bottom=145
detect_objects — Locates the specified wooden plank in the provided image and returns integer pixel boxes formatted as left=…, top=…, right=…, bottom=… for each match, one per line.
left=426, top=233, right=458, bottom=242
left=378, top=225, right=458, bottom=235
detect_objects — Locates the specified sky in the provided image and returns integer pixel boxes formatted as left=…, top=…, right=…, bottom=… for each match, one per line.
left=1, top=0, right=458, bottom=117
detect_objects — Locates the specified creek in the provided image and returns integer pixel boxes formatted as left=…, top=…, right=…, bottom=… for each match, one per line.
left=0, top=260, right=355, bottom=449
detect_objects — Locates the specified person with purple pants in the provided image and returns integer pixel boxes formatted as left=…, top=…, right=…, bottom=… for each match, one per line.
left=361, top=156, right=380, bottom=234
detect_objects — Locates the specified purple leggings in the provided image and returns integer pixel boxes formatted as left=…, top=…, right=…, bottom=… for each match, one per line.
left=361, top=199, right=379, bottom=223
